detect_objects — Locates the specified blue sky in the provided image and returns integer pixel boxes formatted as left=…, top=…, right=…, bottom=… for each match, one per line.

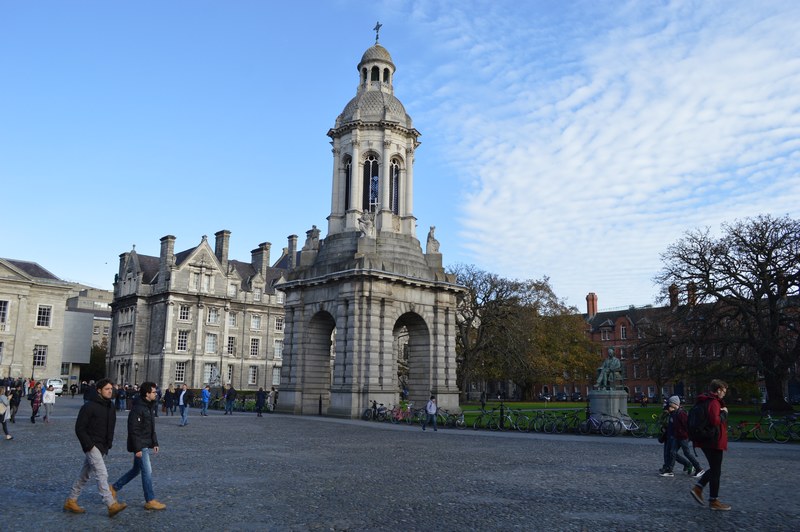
left=2, top=1, right=799, bottom=312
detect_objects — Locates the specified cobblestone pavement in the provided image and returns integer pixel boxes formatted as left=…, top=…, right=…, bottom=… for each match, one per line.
left=1, top=397, right=798, bottom=531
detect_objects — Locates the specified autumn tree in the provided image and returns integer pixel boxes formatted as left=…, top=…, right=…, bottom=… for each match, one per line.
left=655, top=214, right=800, bottom=412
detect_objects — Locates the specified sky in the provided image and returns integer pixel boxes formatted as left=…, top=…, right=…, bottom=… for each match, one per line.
left=2, top=0, right=799, bottom=313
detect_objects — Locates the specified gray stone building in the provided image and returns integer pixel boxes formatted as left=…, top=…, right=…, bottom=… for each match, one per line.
left=109, top=231, right=292, bottom=390
left=0, top=258, right=73, bottom=381
left=277, top=38, right=464, bottom=417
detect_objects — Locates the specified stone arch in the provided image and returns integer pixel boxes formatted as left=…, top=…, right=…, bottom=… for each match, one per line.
left=393, top=311, right=431, bottom=405
left=300, top=310, right=336, bottom=414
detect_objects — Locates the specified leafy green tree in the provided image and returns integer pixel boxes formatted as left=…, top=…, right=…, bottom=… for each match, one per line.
left=83, top=339, right=108, bottom=382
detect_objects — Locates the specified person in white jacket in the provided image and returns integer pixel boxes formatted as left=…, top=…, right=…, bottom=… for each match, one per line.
left=43, top=385, right=57, bottom=423
left=422, top=395, right=438, bottom=432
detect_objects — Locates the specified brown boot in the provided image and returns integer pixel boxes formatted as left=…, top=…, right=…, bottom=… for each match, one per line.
left=144, top=499, right=166, bottom=510
left=109, top=485, right=117, bottom=501
left=690, top=485, right=705, bottom=506
left=709, top=499, right=731, bottom=511
left=63, top=498, right=86, bottom=514
left=107, top=501, right=127, bottom=517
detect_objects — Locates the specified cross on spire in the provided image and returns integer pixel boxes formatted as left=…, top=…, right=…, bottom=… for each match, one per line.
left=373, top=21, right=382, bottom=43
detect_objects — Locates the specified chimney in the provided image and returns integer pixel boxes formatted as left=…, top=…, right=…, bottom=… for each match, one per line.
left=287, top=234, right=298, bottom=270
left=159, top=235, right=175, bottom=287
left=669, top=284, right=679, bottom=309
left=251, top=242, right=271, bottom=274
left=586, top=292, right=598, bottom=318
left=687, top=282, right=697, bottom=307
left=214, top=230, right=231, bottom=270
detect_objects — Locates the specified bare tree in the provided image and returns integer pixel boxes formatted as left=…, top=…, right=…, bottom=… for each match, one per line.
left=655, top=214, right=800, bottom=412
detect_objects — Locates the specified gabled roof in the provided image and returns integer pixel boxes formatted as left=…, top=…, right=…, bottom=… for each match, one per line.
left=2, top=258, right=61, bottom=281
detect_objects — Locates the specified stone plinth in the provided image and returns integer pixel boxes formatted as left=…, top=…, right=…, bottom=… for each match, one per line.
left=588, top=389, right=628, bottom=419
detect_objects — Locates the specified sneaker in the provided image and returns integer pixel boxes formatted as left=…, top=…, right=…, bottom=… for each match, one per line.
left=63, top=498, right=86, bottom=514
left=4, top=435, right=12, bottom=440
left=144, top=499, right=166, bottom=511
left=107, top=501, right=127, bottom=517
left=709, top=499, right=731, bottom=511
left=659, top=471, right=674, bottom=477
left=693, top=469, right=705, bottom=478
left=690, top=485, right=705, bottom=506
left=685, top=467, right=694, bottom=476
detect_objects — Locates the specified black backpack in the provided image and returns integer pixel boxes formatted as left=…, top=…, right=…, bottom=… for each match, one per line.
left=688, top=398, right=718, bottom=444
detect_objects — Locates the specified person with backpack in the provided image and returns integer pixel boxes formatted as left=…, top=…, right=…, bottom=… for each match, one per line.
left=659, top=396, right=704, bottom=477
left=689, top=379, right=730, bottom=511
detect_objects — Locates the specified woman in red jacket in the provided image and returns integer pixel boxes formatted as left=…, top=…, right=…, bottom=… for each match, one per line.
left=690, top=379, right=730, bottom=511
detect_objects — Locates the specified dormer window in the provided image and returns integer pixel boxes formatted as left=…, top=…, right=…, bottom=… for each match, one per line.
left=254, top=288, right=262, bottom=302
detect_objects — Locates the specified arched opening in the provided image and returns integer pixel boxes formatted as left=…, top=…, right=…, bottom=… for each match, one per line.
left=389, top=157, right=401, bottom=214
left=361, top=67, right=368, bottom=85
left=362, top=154, right=379, bottom=212
left=343, top=155, right=352, bottom=211
left=302, top=311, right=336, bottom=414
left=383, top=68, right=390, bottom=83
left=370, top=66, right=380, bottom=81
left=393, top=312, right=430, bottom=406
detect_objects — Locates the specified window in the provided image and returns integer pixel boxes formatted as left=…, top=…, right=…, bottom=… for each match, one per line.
left=33, top=344, right=47, bottom=367
left=205, top=333, right=217, bottom=353
left=363, top=154, right=380, bottom=212
left=191, top=273, right=200, bottom=291
left=275, top=316, right=284, bottom=332
left=36, top=305, right=52, bottom=327
left=251, top=315, right=261, bottom=330
left=620, top=326, right=627, bottom=340
left=175, top=361, right=186, bottom=383
left=179, top=305, right=191, bottom=321
left=93, top=326, right=100, bottom=335
left=177, top=330, right=189, bottom=352
left=228, top=313, right=237, bottom=327
left=227, top=365, right=233, bottom=383
left=227, top=336, right=236, bottom=355
left=250, top=338, right=260, bottom=357
left=600, top=330, right=610, bottom=341
left=207, top=307, right=220, bottom=324
left=202, top=274, right=211, bottom=293
left=103, top=326, right=109, bottom=335
left=389, top=158, right=400, bottom=214
left=633, top=365, right=639, bottom=379
left=203, top=363, right=216, bottom=384
left=343, top=156, right=352, bottom=211
left=253, top=289, right=262, bottom=302
left=228, top=284, right=237, bottom=297
left=276, top=291, right=285, bottom=304
left=0, top=300, right=9, bottom=331
left=61, top=362, right=70, bottom=376
left=248, top=366, right=258, bottom=385
left=272, top=367, right=281, bottom=386
left=273, top=339, right=283, bottom=360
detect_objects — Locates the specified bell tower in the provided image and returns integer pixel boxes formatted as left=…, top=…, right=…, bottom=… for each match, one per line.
left=277, top=30, right=463, bottom=419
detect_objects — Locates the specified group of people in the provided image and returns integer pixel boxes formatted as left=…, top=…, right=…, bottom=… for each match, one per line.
left=0, top=380, right=61, bottom=440
left=64, top=378, right=165, bottom=517
left=658, top=379, right=731, bottom=511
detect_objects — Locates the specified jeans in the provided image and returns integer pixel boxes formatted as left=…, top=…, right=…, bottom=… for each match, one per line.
left=68, top=446, right=114, bottom=505
left=225, top=400, right=235, bottom=414
left=669, top=438, right=701, bottom=471
left=179, top=405, right=189, bottom=425
left=201, top=401, right=208, bottom=415
left=423, top=413, right=438, bottom=430
left=113, top=448, right=155, bottom=502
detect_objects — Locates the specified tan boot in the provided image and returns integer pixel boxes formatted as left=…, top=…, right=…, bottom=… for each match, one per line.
left=63, top=498, right=86, bottom=514
left=107, top=501, right=127, bottom=517
left=690, top=485, right=705, bottom=506
left=709, top=499, right=731, bottom=511
left=109, top=485, right=117, bottom=501
left=144, top=499, right=166, bottom=510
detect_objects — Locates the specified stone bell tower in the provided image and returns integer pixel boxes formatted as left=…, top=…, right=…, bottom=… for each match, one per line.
left=277, top=30, right=464, bottom=418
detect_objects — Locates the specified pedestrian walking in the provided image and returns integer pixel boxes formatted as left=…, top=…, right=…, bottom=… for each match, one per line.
left=659, top=396, right=704, bottom=477
left=43, top=384, right=56, bottom=423
left=268, top=387, right=276, bottom=413
left=201, top=385, right=211, bottom=416
left=110, top=382, right=166, bottom=511
left=0, top=386, right=12, bottom=440
left=255, top=387, right=266, bottom=417
left=224, top=384, right=237, bottom=415
left=163, top=384, right=176, bottom=415
left=690, top=379, right=731, bottom=511
left=422, top=395, right=438, bottom=431
left=9, top=386, right=21, bottom=423
left=64, top=378, right=127, bottom=517
left=70, top=383, right=78, bottom=398
left=177, top=384, right=193, bottom=426
left=29, top=381, right=43, bottom=423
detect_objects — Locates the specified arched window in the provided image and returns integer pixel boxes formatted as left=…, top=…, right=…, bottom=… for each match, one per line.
left=389, top=158, right=400, bottom=214
left=383, top=68, right=390, bottom=83
left=370, top=66, right=380, bottom=81
left=343, top=155, right=352, bottom=211
left=362, top=154, right=379, bottom=212
left=362, top=68, right=368, bottom=85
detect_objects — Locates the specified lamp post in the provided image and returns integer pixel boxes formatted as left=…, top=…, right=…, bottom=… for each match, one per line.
left=134, top=362, right=139, bottom=385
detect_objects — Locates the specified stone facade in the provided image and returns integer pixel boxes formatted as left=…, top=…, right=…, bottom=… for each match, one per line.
left=109, top=231, right=291, bottom=390
left=277, top=41, right=464, bottom=418
left=0, top=258, right=73, bottom=381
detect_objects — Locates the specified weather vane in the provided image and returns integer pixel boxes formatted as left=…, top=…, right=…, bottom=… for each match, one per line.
left=373, top=21, right=382, bottom=44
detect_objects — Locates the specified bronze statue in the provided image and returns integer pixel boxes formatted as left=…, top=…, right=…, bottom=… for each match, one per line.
left=595, top=347, right=621, bottom=389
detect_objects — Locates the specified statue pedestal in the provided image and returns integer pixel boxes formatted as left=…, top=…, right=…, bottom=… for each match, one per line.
left=588, top=389, right=628, bottom=418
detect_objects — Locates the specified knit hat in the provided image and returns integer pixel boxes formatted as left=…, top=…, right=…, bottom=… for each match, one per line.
left=668, top=395, right=680, bottom=407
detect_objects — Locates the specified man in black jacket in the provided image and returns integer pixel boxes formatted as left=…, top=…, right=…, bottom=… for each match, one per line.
left=64, top=378, right=127, bottom=517
left=110, top=381, right=166, bottom=510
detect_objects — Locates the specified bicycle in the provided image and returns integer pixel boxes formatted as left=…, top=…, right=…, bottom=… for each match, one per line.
left=578, top=413, right=606, bottom=435
left=601, top=410, right=647, bottom=437
left=362, top=400, right=390, bottom=422
left=728, top=417, right=770, bottom=442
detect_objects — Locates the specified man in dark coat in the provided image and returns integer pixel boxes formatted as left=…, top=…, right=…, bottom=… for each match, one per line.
left=111, top=382, right=166, bottom=510
left=64, top=378, right=127, bottom=517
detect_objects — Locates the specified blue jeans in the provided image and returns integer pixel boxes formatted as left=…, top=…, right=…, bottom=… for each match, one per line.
left=225, top=400, right=235, bottom=414
left=201, top=401, right=208, bottom=415
left=423, top=413, right=437, bottom=430
left=668, top=437, right=701, bottom=471
left=113, top=448, right=155, bottom=502
left=179, top=405, right=189, bottom=425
